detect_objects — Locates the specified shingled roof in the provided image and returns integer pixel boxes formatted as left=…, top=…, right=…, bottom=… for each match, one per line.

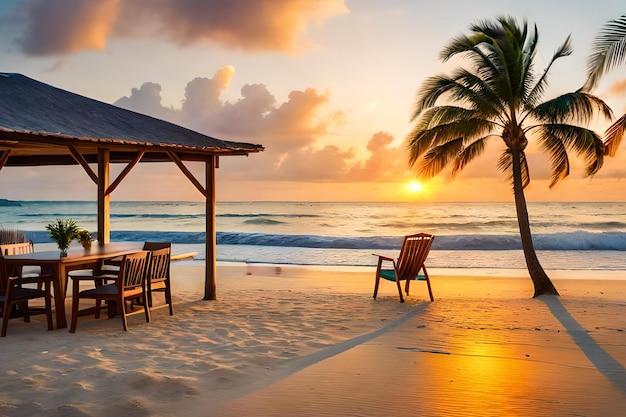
left=0, top=73, right=263, bottom=166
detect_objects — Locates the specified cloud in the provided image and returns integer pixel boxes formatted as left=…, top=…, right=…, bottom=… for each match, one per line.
left=13, top=0, right=348, bottom=56
left=606, top=79, right=626, bottom=97
left=347, top=132, right=411, bottom=181
left=114, top=82, right=176, bottom=121
left=119, top=0, right=348, bottom=52
left=179, top=66, right=236, bottom=131
left=113, top=67, right=414, bottom=183
left=17, top=0, right=120, bottom=55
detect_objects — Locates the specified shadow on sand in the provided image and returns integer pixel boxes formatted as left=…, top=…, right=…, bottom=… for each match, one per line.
left=541, top=295, right=626, bottom=394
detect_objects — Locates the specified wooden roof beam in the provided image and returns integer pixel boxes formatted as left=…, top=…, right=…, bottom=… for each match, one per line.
left=69, top=145, right=98, bottom=184
left=0, top=150, right=9, bottom=171
left=105, top=151, right=145, bottom=196
left=168, top=150, right=208, bottom=198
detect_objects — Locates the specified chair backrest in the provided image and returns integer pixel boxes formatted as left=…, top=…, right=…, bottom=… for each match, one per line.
left=0, top=241, right=34, bottom=257
left=395, top=233, right=434, bottom=280
left=142, top=242, right=172, bottom=251
left=118, top=251, right=149, bottom=291
left=147, top=247, right=171, bottom=282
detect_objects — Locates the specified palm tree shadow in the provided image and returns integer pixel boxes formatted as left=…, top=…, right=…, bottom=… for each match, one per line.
left=541, top=296, right=626, bottom=393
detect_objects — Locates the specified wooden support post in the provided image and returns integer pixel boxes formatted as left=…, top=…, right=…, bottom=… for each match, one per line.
left=97, top=149, right=111, bottom=245
left=204, top=155, right=217, bottom=300
left=0, top=150, right=10, bottom=171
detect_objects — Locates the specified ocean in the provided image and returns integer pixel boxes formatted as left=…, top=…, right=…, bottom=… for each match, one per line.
left=1, top=200, right=626, bottom=274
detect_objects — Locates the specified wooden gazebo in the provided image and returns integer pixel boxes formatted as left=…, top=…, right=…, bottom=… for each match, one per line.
left=0, top=73, right=264, bottom=299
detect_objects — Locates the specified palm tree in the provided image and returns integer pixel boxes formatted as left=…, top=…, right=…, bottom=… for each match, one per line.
left=407, top=16, right=613, bottom=297
left=584, top=14, right=626, bottom=157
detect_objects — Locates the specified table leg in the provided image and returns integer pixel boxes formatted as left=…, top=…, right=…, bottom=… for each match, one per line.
left=52, top=265, right=67, bottom=329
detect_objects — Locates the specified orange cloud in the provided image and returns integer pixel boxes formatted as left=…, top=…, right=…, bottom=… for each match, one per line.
left=14, top=0, right=348, bottom=56
left=606, top=79, right=626, bottom=97
left=18, top=0, right=120, bottom=55
left=113, top=69, right=418, bottom=183
left=180, top=66, right=235, bottom=128
left=347, top=132, right=411, bottom=181
left=121, top=0, right=348, bottom=52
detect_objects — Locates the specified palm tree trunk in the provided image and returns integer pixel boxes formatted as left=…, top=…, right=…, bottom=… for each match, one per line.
left=511, top=151, right=559, bottom=297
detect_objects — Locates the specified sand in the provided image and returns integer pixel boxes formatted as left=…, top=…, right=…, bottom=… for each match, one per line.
left=0, top=264, right=625, bottom=416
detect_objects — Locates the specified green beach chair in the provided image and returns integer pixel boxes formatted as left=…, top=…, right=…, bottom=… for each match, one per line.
left=373, top=233, right=435, bottom=303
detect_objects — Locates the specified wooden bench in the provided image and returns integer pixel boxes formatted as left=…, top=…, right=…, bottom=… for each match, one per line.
left=170, top=252, right=198, bottom=262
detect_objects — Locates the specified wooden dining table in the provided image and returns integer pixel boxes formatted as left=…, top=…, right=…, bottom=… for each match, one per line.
left=2, top=242, right=143, bottom=329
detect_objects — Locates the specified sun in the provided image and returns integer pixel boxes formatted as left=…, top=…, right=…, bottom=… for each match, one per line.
left=406, top=180, right=423, bottom=193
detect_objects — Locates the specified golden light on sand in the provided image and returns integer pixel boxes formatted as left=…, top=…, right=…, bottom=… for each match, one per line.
left=407, top=180, right=423, bottom=193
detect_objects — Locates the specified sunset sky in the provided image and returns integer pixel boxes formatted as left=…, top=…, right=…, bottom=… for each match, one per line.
left=0, top=0, right=625, bottom=202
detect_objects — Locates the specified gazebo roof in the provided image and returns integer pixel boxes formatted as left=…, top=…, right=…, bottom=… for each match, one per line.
left=0, top=73, right=263, bottom=166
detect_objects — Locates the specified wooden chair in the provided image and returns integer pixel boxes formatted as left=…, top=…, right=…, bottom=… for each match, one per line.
left=1, top=241, right=41, bottom=277
left=0, top=259, right=54, bottom=337
left=373, top=233, right=435, bottom=303
left=1, top=241, right=34, bottom=256
left=143, top=244, right=173, bottom=315
left=69, top=251, right=151, bottom=332
left=67, top=260, right=120, bottom=317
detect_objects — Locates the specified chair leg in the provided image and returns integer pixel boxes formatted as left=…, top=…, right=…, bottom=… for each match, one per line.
left=120, top=296, right=129, bottom=331
left=373, top=275, right=380, bottom=299
left=396, top=279, right=404, bottom=303
left=93, top=278, right=105, bottom=319
left=1, top=292, right=12, bottom=337
left=423, top=266, right=434, bottom=301
left=142, top=288, right=151, bottom=323
left=147, top=287, right=153, bottom=308
left=373, top=258, right=383, bottom=299
left=425, top=279, right=434, bottom=301
left=165, top=284, right=173, bottom=315
left=107, top=301, right=117, bottom=318
left=69, top=280, right=81, bottom=333
left=405, top=279, right=411, bottom=296
left=44, top=280, right=53, bottom=330
left=19, top=301, right=30, bottom=322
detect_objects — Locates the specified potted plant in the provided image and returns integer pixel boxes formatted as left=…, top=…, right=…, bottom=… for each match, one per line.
left=76, top=229, right=94, bottom=250
left=45, top=218, right=80, bottom=257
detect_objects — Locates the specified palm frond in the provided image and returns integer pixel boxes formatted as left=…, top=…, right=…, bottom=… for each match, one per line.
left=452, top=136, right=490, bottom=175
left=413, top=69, right=506, bottom=119
left=407, top=116, right=497, bottom=166
left=520, top=25, right=539, bottom=101
left=440, top=32, right=491, bottom=61
left=471, top=17, right=508, bottom=39
left=418, top=138, right=464, bottom=179
left=448, top=68, right=507, bottom=116
left=535, top=128, right=571, bottom=187
left=603, top=113, right=626, bottom=157
left=412, top=75, right=458, bottom=117
left=584, top=14, right=626, bottom=91
left=535, top=124, right=604, bottom=177
left=526, top=34, right=573, bottom=107
left=45, top=218, right=80, bottom=250
left=419, top=106, right=480, bottom=128
left=532, top=91, right=613, bottom=124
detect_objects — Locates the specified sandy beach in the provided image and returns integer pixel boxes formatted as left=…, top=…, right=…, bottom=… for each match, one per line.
left=0, top=264, right=625, bottom=416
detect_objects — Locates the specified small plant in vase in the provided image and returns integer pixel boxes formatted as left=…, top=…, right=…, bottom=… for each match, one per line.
left=45, top=218, right=80, bottom=257
left=76, top=229, right=94, bottom=250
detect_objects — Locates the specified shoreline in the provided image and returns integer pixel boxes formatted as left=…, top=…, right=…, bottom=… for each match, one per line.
left=24, top=237, right=626, bottom=274
left=209, top=260, right=626, bottom=280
